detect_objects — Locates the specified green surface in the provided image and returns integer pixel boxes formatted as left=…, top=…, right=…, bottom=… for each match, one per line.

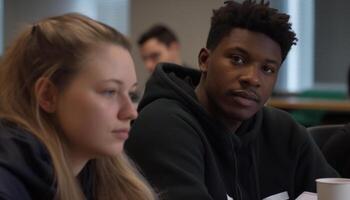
left=290, top=90, right=347, bottom=126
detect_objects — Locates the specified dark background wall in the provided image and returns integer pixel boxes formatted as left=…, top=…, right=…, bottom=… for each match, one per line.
left=314, top=0, right=350, bottom=87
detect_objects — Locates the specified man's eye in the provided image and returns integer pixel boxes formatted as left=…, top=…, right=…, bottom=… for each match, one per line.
left=150, top=53, right=160, bottom=61
left=231, top=55, right=245, bottom=65
left=262, top=65, right=276, bottom=74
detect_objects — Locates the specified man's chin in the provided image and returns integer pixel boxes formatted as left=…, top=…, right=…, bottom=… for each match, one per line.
left=227, top=109, right=258, bottom=122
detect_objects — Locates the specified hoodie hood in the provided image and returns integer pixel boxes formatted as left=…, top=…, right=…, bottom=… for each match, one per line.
left=0, top=120, right=55, bottom=199
left=139, top=63, right=201, bottom=111
left=139, top=63, right=262, bottom=148
left=0, top=120, right=94, bottom=199
left=136, top=63, right=267, bottom=199
left=128, top=63, right=339, bottom=200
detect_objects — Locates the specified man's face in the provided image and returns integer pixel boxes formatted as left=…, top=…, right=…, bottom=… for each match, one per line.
left=199, top=28, right=282, bottom=123
left=139, top=38, right=176, bottom=72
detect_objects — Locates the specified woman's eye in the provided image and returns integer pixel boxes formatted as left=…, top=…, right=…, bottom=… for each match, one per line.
left=231, top=55, right=245, bottom=65
left=129, top=92, right=140, bottom=103
left=102, top=89, right=117, bottom=97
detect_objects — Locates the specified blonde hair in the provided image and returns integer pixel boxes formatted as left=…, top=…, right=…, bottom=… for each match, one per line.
left=0, top=13, right=155, bottom=200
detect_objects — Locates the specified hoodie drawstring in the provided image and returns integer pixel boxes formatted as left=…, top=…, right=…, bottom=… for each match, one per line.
left=251, top=144, right=261, bottom=199
left=230, top=139, right=242, bottom=200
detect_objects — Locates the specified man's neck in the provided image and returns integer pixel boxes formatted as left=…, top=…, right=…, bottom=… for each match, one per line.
left=195, top=82, right=242, bottom=132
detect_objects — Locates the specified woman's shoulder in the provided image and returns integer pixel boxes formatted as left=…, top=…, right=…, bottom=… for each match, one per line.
left=0, top=120, right=50, bottom=161
left=0, top=120, right=36, bottom=141
left=0, top=119, right=55, bottom=199
left=0, top=166, right=32, bottom=200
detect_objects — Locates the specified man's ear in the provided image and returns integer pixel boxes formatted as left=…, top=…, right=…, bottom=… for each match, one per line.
left=35, top=77, right=59, bottom=113
left=198, top=48, right=210, bottom=73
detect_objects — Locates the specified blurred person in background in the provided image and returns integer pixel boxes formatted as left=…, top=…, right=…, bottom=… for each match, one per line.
left=138, top=24, right=185, bottom=72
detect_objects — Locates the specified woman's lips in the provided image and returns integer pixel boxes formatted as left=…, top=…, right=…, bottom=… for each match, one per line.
left=112, top=129, right=130, bottom=140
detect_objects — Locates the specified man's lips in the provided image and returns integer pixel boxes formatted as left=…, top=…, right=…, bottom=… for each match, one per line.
left=228, top=90, right=260, bottom=103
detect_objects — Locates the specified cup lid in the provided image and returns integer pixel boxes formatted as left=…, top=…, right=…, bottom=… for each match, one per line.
left=316, top=178, right=350, bottom=184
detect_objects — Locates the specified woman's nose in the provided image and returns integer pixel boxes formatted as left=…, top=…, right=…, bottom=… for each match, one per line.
left=118, top=96, right=138, bottom=121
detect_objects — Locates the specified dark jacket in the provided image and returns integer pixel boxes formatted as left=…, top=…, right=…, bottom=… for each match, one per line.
left=125, top=64, right=338, bottom=200
left=0, top=120, right=93, bottom=200
left=322, top=123, right=350, bottom=178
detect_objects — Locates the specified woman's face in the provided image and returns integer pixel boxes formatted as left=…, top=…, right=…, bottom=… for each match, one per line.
left=55, top=44, right=138, bottom=160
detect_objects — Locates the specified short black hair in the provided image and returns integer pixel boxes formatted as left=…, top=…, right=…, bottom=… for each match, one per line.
left=138, top=24, right=178, bottom=47
left=207, top=0, right=297, bottom=61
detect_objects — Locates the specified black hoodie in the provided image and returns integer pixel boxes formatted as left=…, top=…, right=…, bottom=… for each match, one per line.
left=125, top=63, right=338, bottom=200
left=322, top=123, right=350, bottom=178
left=0, top=120, right=93, bottom=200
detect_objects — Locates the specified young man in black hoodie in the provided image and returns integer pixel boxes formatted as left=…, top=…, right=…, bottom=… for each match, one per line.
left=125, top=1, right=338, bottom=199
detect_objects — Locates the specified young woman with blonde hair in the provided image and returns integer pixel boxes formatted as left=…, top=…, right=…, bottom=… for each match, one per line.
left=0, top=13, right=156, bottom=200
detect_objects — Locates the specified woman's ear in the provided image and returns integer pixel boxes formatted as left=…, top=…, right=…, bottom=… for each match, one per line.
left=198, top=48, right=210, bottom=73
left=35, top=77, right=59, bottom=113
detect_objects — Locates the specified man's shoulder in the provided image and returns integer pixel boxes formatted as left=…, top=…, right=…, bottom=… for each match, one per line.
left=127, top=98, right=206, bottom=161
left=130, top=98, right=206, bottom=148
left=262, top=106, right=299, bottom=126
left=138, top=98, right=197, bottom=123
left=262, top=106, right=305, bottom=128
left=260, top=106, right=309, bottom=144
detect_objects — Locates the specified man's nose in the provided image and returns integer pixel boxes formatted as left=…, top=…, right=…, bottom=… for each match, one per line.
left=239, top=65, right=261, bottom=87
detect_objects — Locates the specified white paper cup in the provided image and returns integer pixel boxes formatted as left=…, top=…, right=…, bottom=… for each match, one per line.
left=316, top=178, right=350, bottom=200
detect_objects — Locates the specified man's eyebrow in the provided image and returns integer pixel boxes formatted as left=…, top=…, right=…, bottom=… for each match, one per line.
left=265, top=59, right=280, bottom=66
left=227, top=47, right=249, bottom=55
left=228, top=47, right=280, bottom=65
